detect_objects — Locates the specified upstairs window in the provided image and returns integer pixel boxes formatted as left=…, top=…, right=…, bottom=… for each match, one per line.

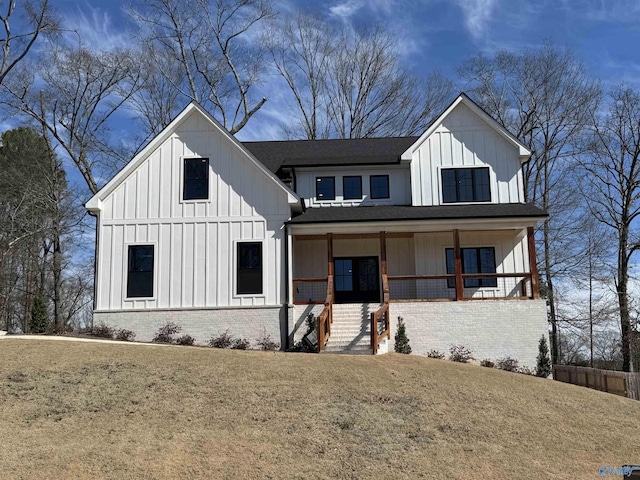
left=237, top=242, right=263, bottom=295
left=183, top=158, right=209, bottom=200
left=343, top=176, right=362, bottom=200
left=445, top=247, right=497, bottom=288
left=316, top=176, right=335, bottom=200
left=127, top=245, right=154, bottom=298
left=441, top=167, right=490, bottom=203
left=370, top=175, right=390, bottom=199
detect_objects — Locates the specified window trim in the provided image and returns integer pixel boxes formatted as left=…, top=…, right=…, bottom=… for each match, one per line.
left=369, top=174, right=390, bottom=199
left=315, top=176, right=336, bottom=201
left=124, top=243, right=156, bottom=300
left=439, top=166, right=492, bottom=204
left=234, top=240, right=266, bottom=297
left=342, top=175, right=363, bottom=200
left=181, top=157, right=210, bottom=203
left=445, top=246, right=498, bottom=289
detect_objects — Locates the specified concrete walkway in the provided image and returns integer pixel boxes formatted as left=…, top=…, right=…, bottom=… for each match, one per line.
left=0, top=334, right=176, bottom=347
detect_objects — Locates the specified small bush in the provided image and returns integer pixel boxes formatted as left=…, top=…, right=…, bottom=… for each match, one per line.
left=256, top=328, right=279, bottom=351
left=427, top=349, right=445, bottom=359
left=231, top=338, right=251, bottom=350
left=92, top=324, right=115, bottom=339
left=115, top=329, right=136, bottom=342
left=449, top=344, right=474, bottom=363
left=305, top=313, right=317, bottom=334
left=518, top=365, right=534, bottom=376
left=496, top=356, right=519, bottom=372
left=209, top=330, right=234, bottom=348
left=394, top=317, right=412, bottom=354
left=480, top=359, right=495, bottom=368
left=30, top=294, right=49, bottom=334
left=176, top=335, right=195, bottom=346
left=153, top=322, right=181, bottom=344
left=536, top=335, right=552, bottom=377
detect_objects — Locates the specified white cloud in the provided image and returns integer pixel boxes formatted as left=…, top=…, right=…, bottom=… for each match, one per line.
left=329, top=0, right=365, bottom=18
left=62, top=6, right=130, bottom=52
left=453, top=0, right=498, bottom=40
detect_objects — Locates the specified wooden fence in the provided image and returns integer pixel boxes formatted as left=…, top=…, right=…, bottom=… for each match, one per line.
left=553, top=365, right=640, bottom=401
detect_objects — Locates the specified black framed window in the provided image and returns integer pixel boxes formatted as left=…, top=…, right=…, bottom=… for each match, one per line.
left=370, top=175, right=390, bottom=199
left=343, top=176, right=362, bottom=200
left=237, top=242, right=263, bottom=295
left=441, top=167, right=490, bottom=203
left=316, top=177, right=335, bottom=200
left=127, top=245, right=154, bottom=298
left=445, top=247, right=497, bottom=288
left=183, top=158, right=209, bottom=200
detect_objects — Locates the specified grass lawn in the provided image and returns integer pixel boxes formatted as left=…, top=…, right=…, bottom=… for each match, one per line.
left=1, top=339, right=639, bottom=479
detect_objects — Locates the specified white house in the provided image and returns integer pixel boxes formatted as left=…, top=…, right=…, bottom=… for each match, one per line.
left=86, top=93, right=549, bottom=367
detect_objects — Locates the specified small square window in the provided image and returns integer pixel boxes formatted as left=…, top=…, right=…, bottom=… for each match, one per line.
left=343, top=176, right=362, bottom=200
left=127, top=245, right=154, bottom=298
left=370, top=175, right=389, bottom=199
left=183, top=158, right=209, bottom=200
left=316, top=177, right=335, bottom=200
left=237, top=242, right=263, bottom=295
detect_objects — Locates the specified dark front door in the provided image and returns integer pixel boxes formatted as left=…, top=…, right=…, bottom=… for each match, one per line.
left=334, top=256, right=380, bottom=303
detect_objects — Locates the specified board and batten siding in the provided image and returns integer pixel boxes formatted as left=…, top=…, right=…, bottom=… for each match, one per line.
left=410, top=103, right=525, bottom=206
left=96, top=110, right=291, bottom=311
left=296, top=167, right=411, bottom=207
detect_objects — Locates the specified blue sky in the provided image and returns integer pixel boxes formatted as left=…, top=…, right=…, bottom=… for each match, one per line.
left=39, top=0, right=640, bottom=143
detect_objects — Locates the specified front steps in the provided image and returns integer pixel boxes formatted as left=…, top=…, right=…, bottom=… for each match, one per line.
left=322, top=303, right=382, bottom=355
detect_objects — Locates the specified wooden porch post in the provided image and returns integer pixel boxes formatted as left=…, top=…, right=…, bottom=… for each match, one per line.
left=380, top=231, right=389, bottom=303
left=453, top=229, right=464, bottom=301
left=527, top=227, right=540, bottom=299
left=327, top=233, right=333, bottom=278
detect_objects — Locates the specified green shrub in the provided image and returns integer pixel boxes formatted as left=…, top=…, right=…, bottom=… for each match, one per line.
left=30, top=294, right=49, bottom=334
left=394, top=317, right=412, bottom=354
left=518, top=365, right=534, bottom=376
left=480, top=359, right=495, bottom=368
left=536, top=335, right=552, bottom=377
left=449, top=345, right=474, bottom=363
left=115, top=329, right=136, bottom=342
left=427, top=349, right=445, bottom=359
left=231, top=338, right=250, bottom=350
left=176, top=335, right=195, bottom=346
left=153, top=322, right=181, bottom=344
left=256, top=328, right=279, bottom=351
left=496, top=356, right=519, bottom=372
left=92, top=323, right=115, bottom=339
left=209, top=330, right=234, bottom=348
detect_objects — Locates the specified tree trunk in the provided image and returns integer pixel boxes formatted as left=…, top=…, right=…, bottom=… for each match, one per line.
left=618, top=229, right=632, bottom=372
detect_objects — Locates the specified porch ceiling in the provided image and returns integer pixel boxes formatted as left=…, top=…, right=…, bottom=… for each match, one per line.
left=287, top=203, right=546, bottom=234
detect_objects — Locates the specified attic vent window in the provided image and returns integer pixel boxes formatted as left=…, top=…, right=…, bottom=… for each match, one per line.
left=183, top=158, right=209, bottom=200
left=442, top=167, right=490, bottom=203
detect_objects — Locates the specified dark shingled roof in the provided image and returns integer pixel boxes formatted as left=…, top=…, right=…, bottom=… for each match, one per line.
left=242, top=137, right=419, bottom=173
left=287, top=203, right=547, bottom=224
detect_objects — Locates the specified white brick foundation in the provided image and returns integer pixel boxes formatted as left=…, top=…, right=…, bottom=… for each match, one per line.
left=93, top=306, right=285, bottom=348
left=289, top=304, right=325, bottom=345
left=389, top=300, right=548, bottom=368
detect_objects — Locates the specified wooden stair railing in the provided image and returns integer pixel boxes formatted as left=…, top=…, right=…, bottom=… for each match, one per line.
left=317, top=275, right=333, bottom=352
left=371, top=257, right=390, bottom=355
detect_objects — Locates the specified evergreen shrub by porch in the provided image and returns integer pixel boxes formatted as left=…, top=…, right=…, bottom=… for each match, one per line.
left=394, top=317, right=411, bottom=354
left=536, top=335, right=552, bottom=377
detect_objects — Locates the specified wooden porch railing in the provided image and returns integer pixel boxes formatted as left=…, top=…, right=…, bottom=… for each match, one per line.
left=370, top=303, right=390, bottom=355
left=317, top=276, right=333, bottom=352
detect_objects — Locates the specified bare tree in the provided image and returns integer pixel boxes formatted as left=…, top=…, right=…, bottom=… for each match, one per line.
left=580, top=85, right=640, bottom=372
left=266, top=16, right=454, bottom=140
left=129, top=0, right=274, bottom=136
left=4, top=41, right=141, bottom=194
left=458, top=43, right=601, bottom=364
left=0, top=0, right=57, bottom=86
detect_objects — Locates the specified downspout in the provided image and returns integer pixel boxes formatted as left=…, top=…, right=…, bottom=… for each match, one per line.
left=284, top=223, right=290, bottom=350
